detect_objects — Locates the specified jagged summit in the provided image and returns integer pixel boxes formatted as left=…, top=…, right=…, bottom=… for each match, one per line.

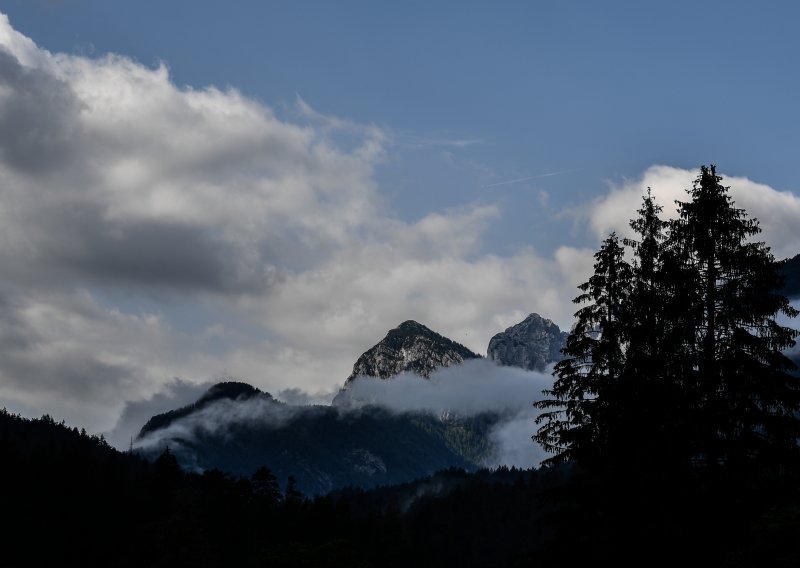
left=137, top=381, right=273, bottom=438
left=342, top=320, right=481, bottom=387
left=487, top=313, right=567, bottom=372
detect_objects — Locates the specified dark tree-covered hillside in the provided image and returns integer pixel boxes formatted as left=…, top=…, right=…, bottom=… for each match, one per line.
left=4, top=370, right=800, bottom=565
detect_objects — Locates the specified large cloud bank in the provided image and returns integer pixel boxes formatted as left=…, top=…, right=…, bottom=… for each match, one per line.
left=0, top=14, right=584, bottom=435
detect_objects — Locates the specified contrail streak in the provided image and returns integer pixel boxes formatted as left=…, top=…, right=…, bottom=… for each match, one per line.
left=482, top=169, right=576, bottom=189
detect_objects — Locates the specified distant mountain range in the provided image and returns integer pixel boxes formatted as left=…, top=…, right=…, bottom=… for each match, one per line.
left=133, top=315, right=567, bottom=495
left=132, top=288, right=800, bottom=495
left=337, top=315, right=566, bottom=397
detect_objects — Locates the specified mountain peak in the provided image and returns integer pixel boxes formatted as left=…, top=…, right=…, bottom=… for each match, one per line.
left=487, top=313, right=567, bottom=372
left=397, top=319, right=426, bottom=329
left=342, top=320, right=481, bottom=386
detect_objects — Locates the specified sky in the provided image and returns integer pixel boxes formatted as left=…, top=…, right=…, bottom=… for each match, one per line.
left=0, top=1, right=799, bottom=441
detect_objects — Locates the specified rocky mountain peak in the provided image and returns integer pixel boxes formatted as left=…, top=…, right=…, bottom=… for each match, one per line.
left=342, top=320, right=481, bottom=386
left=487, top=313, right=567, bottom=372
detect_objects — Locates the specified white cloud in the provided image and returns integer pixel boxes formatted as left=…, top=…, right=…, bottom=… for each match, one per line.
left=105, top=378, right=213, bottom=449
left=0, top=14, right=584, bottom=434
left=335, top=359, right=553, bottom=468
left=589, top=165, right=800, bottom=260
left=0, top=289, right=176, bottom=430
left=0, top=19, right=385, bottom=295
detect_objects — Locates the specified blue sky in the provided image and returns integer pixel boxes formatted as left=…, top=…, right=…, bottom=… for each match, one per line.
left=0, top=2, right=799, bottom=441
left=7, top=1, right=800, bottom=254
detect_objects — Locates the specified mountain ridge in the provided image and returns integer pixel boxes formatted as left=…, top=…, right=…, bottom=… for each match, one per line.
left=138, top=381, right=271, bottom=439
left=134, top=390, right=496, bottom=495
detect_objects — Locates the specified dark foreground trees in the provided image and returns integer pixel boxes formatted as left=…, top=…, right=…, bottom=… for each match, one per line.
left=532, top=165, right=800, bottom=564
left=535, top=165, right=800, bottom=478
left=6, top=404, right=800, bottom=567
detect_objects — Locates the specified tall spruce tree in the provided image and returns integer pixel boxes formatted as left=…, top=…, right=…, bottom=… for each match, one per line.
left=668, top=165, right=800, bottom=474
left=535, top=165, right=800, bottom=477
left=534, top=233, right=632, bottom=468
left=621, top=190, right=685, bottom=470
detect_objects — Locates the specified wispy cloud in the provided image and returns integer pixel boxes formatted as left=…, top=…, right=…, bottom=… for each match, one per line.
left=295, top=98, right=481, bottom=151
left=395, top=132, right=484, bottom=149
left=482, top=169, right=577, bottom=189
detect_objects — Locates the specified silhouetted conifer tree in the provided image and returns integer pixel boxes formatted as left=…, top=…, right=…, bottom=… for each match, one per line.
left=536, top=166, right=800, bottom=479
left=534, top=233, right=632, bottom=468
left=251, top=466, right=282, bottom=505
left=668, top=165, right=800, bottom=474
left=619, top=190, right=694, bottom=471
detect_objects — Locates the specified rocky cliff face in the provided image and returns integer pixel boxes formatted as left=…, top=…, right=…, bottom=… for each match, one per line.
left=487, top=313, right=567, bottom=372
left=343, top=320, right=481, bottom=385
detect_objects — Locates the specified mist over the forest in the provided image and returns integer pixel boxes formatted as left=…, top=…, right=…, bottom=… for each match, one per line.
left=133, top=395, right=297, bottom=448
left=105, top=378, right=213, bottom=449
left=130, top=359, right=553, bottom=469
left=338, top=359, right=554, bottom=467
